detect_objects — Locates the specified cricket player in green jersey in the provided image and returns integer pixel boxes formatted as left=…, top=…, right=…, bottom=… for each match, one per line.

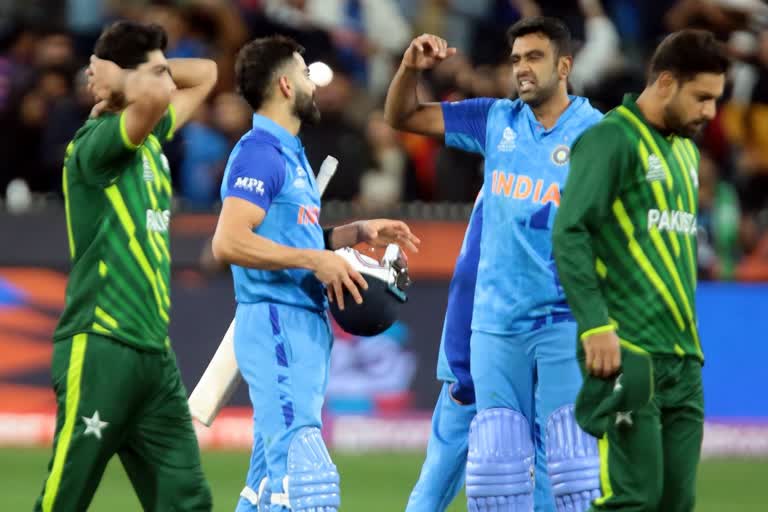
left=553, top=30, right=729, bottom=512
left=35, top=21, right=217, bottom=511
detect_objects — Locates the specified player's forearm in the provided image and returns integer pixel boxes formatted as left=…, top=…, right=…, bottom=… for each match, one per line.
left=384, top=65, right=423, bottom=129
left=553, top=217, right=612, bottom=338
left=122, top=72, right=172, bottom=110
left=326, top=222, right=362, bottom=250
left=212, top=228, right=319, bottom=271
left=168, top=58, right=218, bottom=90
left=120, top=73, right=173, bottom=145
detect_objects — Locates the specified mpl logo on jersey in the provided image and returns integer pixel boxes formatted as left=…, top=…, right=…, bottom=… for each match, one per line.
left=297, top=205, right=320, bottom=225
left=491, top=170, right=561, bottom=207
left=233, top=177, right=265, bottom=195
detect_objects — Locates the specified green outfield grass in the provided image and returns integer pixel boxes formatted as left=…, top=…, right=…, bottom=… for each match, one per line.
left=4, top=448, right=766, bottom=511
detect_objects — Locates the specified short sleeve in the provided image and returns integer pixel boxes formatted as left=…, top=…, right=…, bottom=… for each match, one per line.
left=223, top=141, right=286, bottom=212
left=151, top=104, right=177, bottom=144
left=73, top=112, right=139, bottom=185
left=441, top=97, right=496, bottom=155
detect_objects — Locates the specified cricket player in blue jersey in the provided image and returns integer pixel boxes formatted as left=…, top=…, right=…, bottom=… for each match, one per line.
left=386, top=18, right=603, bottom=512
left=406, top=192, right=482, bottom=511
left=211, top=35, right=420, bottom=512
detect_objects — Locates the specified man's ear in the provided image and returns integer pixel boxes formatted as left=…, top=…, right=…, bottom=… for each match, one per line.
left=278, top=75, right=292, bottom=99
left=656, top=71, right=679, bottom=99
left=559, top=55, right=573, bottom=80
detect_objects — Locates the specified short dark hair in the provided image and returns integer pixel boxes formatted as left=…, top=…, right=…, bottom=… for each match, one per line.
left=236, top=35, right=305, bottom=111
left=94, top=21, right=167, bottom=69
left=506, top=16, right=572, bottom=58
left=648, top=29, right=730, bottom=84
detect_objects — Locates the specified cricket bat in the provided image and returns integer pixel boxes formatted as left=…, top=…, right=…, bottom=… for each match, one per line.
left=188, top=156, right=339, bottom=426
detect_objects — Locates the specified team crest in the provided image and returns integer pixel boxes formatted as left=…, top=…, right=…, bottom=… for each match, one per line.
left=551, top=145, right=570, bottom=165
left=497, top=127, right=517, bottom=152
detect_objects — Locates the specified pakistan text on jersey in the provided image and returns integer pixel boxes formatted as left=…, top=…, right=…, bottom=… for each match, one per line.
left=146, top=209, right=171, bottom=233
left=491, top=171, right=561, bottom=207
left=234, top=177, right=265, bottom=195
left=647, top=209, right=697, bottom=235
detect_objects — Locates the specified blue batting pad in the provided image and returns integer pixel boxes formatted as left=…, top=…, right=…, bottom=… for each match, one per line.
left=546, top=404, right=601, bottom=512
left=466, top=408, right=534, bottom=512
left=282, top=427, right=340, bottom=511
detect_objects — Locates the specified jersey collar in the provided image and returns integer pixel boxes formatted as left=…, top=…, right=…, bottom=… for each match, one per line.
left=522, top=95, right=584, bottom=135
left=621, top=93, right=646, bottom=122
left=621, top=93, right=675, bottom=138
left=251, top=113, right=303, bottom=153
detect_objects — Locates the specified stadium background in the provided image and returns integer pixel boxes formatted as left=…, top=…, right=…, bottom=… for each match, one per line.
left=1, top=0, right=767, bottom=510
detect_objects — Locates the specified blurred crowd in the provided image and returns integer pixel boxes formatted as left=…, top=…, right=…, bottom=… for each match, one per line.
left=2, top=0, right=768, bottom=280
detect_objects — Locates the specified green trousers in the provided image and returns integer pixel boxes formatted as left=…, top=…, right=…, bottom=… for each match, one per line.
left=35, top=333, right=212, bottom=511
left=590, top=356, right=704, bottom=512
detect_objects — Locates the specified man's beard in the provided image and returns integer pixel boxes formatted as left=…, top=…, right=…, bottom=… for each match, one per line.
left=519, top=72, right=559, bottom=108
left=664, top=100, right=706, bottom=138
left=294, top=89, right=321, bottom=126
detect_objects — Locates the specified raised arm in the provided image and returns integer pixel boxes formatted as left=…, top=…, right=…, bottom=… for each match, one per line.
left=167, top=58, right=218, bottom=129
left=384, top=34, right=456, bottom=137
left=88, top=55, right=173, bottom=147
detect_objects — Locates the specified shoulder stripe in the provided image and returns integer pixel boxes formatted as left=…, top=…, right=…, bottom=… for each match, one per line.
left=670, top=140, right=697, bottom=213
left=637, top=140, right=681, bottom=258
left=616, top=107, right=673, bottom=191
left=683, top=139, right=699, bottom=163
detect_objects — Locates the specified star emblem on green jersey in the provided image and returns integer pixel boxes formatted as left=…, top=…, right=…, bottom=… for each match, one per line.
left=82, top=411, right=109, bottom=440
left=615, top=411, right=633, bottom=427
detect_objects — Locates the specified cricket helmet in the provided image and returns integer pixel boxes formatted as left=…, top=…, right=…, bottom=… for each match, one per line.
left=329, top=244, right=410, bottom=337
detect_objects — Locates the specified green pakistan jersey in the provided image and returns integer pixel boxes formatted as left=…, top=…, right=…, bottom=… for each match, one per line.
left=553, top=94, right=703, bottom=360
left=53, top=106, right=177, bottom=352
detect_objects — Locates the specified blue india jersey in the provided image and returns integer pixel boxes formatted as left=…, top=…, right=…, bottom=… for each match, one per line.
left=442, top=96, right=602, bottom=334
left=436, top=191, right=483, bottom=404
left=221, top=114, right=326, bottom=311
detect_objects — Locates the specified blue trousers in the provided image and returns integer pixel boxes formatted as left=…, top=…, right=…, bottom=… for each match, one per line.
left=406, top=382, right=476, bottom=511
left=471, top=322, right=582, bottom=512
left=233, top=302, right=333, bottom=512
